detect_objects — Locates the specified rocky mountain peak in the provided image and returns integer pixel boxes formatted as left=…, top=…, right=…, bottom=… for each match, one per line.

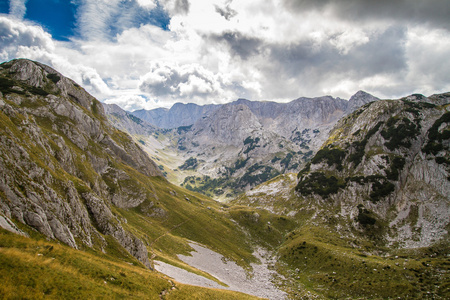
left=347, top=90, right=379, bottom=113
left=6, top=59, right=100, bottom=114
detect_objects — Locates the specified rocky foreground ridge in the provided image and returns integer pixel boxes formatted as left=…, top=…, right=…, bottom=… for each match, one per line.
left=0, top=59, right=163, bottom=268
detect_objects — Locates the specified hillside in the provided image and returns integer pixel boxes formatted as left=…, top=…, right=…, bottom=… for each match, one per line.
left=233, top=94, right=450, bottom=298
left=0, top=59, right=276, bottom=299
left=295, top=94, right=450, bottom=248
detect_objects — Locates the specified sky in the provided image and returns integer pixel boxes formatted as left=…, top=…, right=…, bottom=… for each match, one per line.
left=1, top=0, right=450, bottom=111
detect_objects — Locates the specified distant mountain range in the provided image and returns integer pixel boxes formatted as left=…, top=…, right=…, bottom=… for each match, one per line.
left=112, top=90, right=379, bottom=199
left=132, top=91, right=378, bottom=130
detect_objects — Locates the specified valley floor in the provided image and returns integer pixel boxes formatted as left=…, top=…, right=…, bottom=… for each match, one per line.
left=155, top=242, right=287, bottom=299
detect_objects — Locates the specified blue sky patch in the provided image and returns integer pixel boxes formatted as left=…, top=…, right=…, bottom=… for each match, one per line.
left=148, top=2, right=170, bottom=31
left=0, top=2, right=9, bottom=14
left=24, top=0, right=77, bottom=41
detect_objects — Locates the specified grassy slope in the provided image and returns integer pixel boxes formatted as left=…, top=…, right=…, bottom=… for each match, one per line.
left=232, top=175, right=450, bottom=299
left=0, top=229, right=262, bottom=300
left=0, top=61, right=262, bottom=298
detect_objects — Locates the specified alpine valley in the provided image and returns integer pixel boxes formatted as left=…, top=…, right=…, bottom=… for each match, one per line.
left=0, top=59, right=449, bottom=299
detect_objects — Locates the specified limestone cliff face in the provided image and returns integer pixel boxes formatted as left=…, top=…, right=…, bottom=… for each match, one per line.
left=295, top=94, right=450, bottom=248
left=0, top=59, right=163, bottom=268
left=188, top=104, right=263, bottom=147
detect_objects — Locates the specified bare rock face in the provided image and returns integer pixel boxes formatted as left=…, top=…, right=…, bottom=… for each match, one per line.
left=295, top=95, right=450, bottom=248
left=188, top=104, right=263, bottom=147
left=0, top=59, right=163, bottom=268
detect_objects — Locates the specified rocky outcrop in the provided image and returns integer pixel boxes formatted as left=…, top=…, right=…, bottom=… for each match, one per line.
left=295, top=95, right=450, bottom=248
left=0, top=59, right=163, bottom=268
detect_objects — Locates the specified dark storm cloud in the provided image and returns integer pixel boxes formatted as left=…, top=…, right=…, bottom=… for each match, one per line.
left=209, top=31, right=263, bottom=60
left=270, top=26, right=407, bottom=77
left=262, top=25, right=408, bottom=98
left=283, top=0, right=450, bottom=30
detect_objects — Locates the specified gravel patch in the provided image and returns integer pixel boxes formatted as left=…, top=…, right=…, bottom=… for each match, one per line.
left=154, top=242, right=287, bottom=299
left=154, top=260, right=226, bottom=289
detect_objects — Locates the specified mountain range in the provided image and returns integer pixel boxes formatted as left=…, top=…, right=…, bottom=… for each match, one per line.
left=0, top=59, right=448, bottom=299
left=110, top=90, right=379, bottom=200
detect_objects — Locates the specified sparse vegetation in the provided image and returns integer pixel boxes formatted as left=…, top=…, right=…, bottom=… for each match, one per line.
left=178, top=157, right=198, bottom=170
left=243, top=136, right=260, bottom=154
left=2, top=60, right=450, bottom=300
left=350, top=121, right=383, bottom=165
left=311, top=146, right=346, bottom=170
left=296, top=172, right=345, bottom=198
left=381, top=116, right=420, bottom=150
left=46, top=73, right=61, bottom=84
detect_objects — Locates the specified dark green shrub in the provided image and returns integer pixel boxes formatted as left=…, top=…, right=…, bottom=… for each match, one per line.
left=243, top=136, right=260, bottom=154
left=423, top=112, right=450, bottom=155
left=271, top=156, right=281, bottom=163
left=177, top=125, right=192, bottom=134
left=349, top=122, right=383, bottom=166
left=435, top=157, right=450, bottom=165
left=280, top=152, right=294, bottom=170
left=370, top=178, right=395, bottom=203
left=312, top=147, right=345, bottom=170
left=296, top=172, right=345, bottom=198
left=297, top=162, right=311, bottom=178
left=46, top=73, right=61, bottom=84
left=234, top=158, right=248, bottom=170
left=127, top=114, right=143, bottom=124
left=179, top=157, right=198, bottom=170
left=386, top=157, right=405, bottom=180
left=381, top=117, right=420, bottom=150
left=239, top=165, right=280, bottom=187
left=357, top=211, right=376, bottom=226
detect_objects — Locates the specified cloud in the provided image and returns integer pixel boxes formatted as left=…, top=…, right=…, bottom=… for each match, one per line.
left=209, top=31, right=262, bottom=60
left=139, top=61, right=243, bottom=104
left=104, top=94, right=157, bottom=111
left=215, top=2, right=237, bottom=21
left=136, top=0, right=157, bottom=10
left=162, top=0, right=190, bottom=16
left=2, top=0, right=450, bottom=111
left=282, top=0, right=450, bottom=30
left=74, top=0, right=170, bottom=41
left=0, top=16, right=55, bottom=58
left=260, top=25, right=408, bottom=99
left=75, top=0, right=123, bottom=40
left=9, top=0, right=28, bottom=19
left=0, top=16, right=112, bottom=97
